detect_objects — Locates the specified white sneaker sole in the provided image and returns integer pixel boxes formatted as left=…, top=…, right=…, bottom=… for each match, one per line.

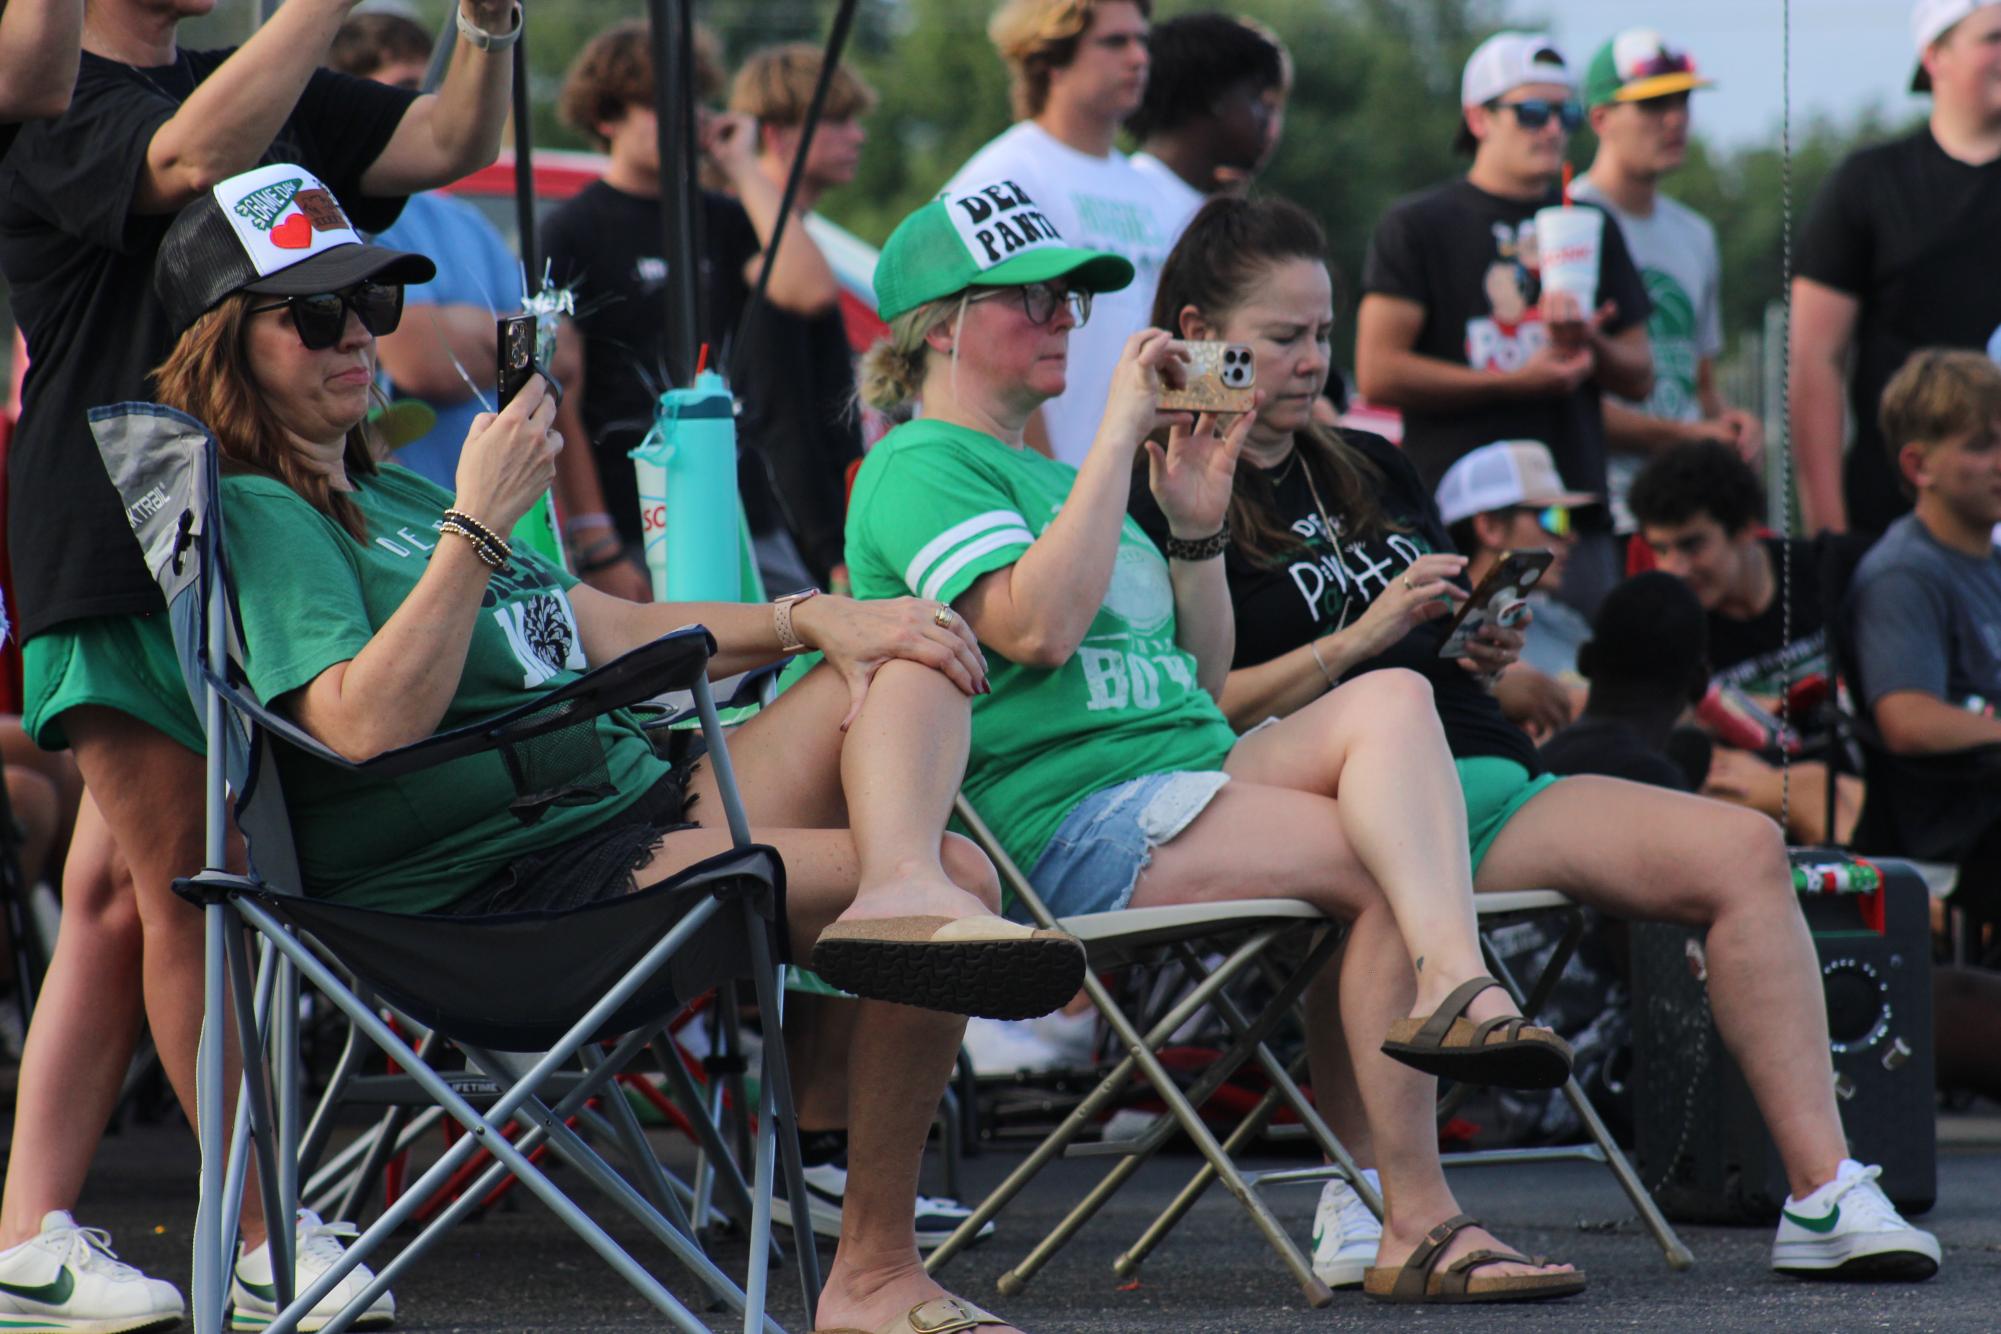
left=0, top=1313, right=183, bottom=1334
left=1771, top=1230, right=1941, bottom=1281
left=229, top=1303, right=394, bottom=1331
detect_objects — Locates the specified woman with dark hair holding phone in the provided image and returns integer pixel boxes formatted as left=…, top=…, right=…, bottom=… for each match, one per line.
left=1138, top=192, right=1941, bottom=1294
left=140, top=163, right=1080, bottom=1334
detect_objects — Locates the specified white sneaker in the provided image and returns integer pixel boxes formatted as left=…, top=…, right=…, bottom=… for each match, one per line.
left=230, top=1209, right=394, bottom=1331
left=0, top=1210, right=184, bottom=1333
left=772, top=1160, right=996, bottom=1250
left=1309, top=1171, right=1382, bottom=1289
left=960, top=1018, right=1071, bottom=1077
left=1770, top=1159, right=1941, bottom=1281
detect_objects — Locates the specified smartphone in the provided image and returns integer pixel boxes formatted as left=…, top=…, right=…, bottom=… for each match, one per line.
left=1435, top=548, right=1555, bottom=659
left=496, top=313, right=539, bottom=411
left=1157, top=340, right=1256, bottom=414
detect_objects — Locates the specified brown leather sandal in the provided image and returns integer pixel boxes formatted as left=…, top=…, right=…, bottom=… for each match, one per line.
left=812, top=1294, right=1015, bottom=1333
left=1381, top=976, right=1573, bottom=1089
left=809, top=914, right=1085, bottom=1020
left=1363, top=1213, right=1586, bottom=1304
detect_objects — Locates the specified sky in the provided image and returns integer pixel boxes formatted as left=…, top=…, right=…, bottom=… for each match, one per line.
left=1518, top=0, right=1929, bottom=148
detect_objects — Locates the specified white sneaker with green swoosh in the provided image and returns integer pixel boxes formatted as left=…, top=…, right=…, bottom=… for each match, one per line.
left=229, top=1209, right=394, bottom=1331
left=1770, top=1159, right=1941, bottom=1280
left=0, top=1210, right=183, bottom=1333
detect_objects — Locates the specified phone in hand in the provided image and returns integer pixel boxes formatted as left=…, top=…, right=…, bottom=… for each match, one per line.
left=1157, top=340, right=1256, bottom=414
left=496, top=314, right=562, bottom=410
left=1435, top=548, right=1555, bottom=659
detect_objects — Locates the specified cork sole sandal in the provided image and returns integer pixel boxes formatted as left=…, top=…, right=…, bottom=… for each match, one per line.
left=809, top=914, right=1085, bottom=1020
left=1381, top=976, right=1573, bottom=1090
left=812, top=1294, right=1015, bottom=1333
left=1363, top=1214, right=1586, bottom=1305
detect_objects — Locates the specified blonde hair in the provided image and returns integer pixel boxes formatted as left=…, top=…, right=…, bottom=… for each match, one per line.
left=858, top=293, right=969, bottom=412
left=153, top=292, right=382, bottom=543
left=1879, top=348, right=2001, bottom=495
left=729, top=42, right=876, bottom=126
left=988, top=0, right=1152, bottom=120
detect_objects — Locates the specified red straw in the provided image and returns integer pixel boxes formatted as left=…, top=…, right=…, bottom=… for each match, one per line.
left=1561, top=161, right=1573, bottom=206
left=695, top=342, right=711, bottom=377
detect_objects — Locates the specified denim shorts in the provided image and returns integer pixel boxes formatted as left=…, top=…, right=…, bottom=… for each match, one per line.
left=1022, top=770, right=1232, bottom=920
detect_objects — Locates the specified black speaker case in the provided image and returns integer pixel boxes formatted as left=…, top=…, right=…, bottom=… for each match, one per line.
left=1630, top=858, right=1936, bottom=1224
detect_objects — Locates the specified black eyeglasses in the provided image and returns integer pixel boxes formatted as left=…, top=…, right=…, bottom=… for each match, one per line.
left=967, top=283, right=1092, bottom=328
left=1492, top=98, right=1585, bottom=132
left=247, top=282, right=405, bottom=350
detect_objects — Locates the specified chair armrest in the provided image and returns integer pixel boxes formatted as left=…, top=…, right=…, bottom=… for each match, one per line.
left=214, top=625, right=720, bottom=778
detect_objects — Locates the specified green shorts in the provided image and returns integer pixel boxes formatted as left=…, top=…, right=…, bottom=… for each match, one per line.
left=1458, top=756, right=1561, bottom=874
left=22, top=613, right=206, bottom=755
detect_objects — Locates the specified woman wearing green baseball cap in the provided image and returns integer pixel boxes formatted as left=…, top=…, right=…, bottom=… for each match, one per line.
left=845, top=182, right=1584, bottom=1301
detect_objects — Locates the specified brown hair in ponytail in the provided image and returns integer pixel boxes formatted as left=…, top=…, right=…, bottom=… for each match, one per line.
left=154, top=291, right=381, bottom=542
left=1151, top=194, right=1395, bottom=565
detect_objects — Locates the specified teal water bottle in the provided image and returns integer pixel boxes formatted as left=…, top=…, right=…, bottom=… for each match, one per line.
left=629, top=369, right=739, bottom=602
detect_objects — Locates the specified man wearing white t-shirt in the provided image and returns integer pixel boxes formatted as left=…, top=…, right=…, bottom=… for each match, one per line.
left=1127, top=12, right=1286, bottom=234
left=945, top=0, right=1168, bottom=464
left=1572, top=28, right=1763, bottom=531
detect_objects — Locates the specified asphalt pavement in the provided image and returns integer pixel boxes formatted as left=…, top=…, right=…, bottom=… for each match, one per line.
left=20, top=1107, right=2001, bottom=1333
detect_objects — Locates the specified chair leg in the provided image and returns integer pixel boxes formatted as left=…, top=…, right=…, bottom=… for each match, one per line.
left=193, top=904, right=233, bottom=1334
left=224, top=921, right=294, bottom=1310
left=651, top=1033, right=763, bottom=1234
left=331, top=1028, right=444, bottom=1223
left=747, top=907, right=824, bottom=1324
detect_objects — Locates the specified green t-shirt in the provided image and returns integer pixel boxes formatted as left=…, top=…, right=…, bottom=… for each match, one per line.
left=845, top=419, right=1238, bottom=872
left=220, top=464, right=670, bottom=913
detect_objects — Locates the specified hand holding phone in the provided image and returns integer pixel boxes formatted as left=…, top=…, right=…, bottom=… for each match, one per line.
left=1157, top=340, right=1256, bottom=414
left=1435, top=549, right=1554, bottom=659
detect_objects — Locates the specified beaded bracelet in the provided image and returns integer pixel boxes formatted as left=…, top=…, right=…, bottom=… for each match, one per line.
left=1161, top=525, right=1230, bottom=561
left=441, top=519, right=507, bottom=569
left=442, top=508, right=512, bottom=565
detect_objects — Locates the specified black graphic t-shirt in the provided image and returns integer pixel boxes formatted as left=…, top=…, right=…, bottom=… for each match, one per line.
left=1539, top=717, right=1691, bottom=791
left=1131, top=429, right=1538, bottom=770
left=542, top=181, right=761, bottom=551
left=0, top=49, right=416, bottom=641
left=1707, top=536, right=1829, bottom=695
left=1361, top=178, right=1650, bottom=530
left=1797, top=128, right=2001, bottom=536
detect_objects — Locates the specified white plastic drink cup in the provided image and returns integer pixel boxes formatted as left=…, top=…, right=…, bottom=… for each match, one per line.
left=1534, top=205, right=1603, bottom=312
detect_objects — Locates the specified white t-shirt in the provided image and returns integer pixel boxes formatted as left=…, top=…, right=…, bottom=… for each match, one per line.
left=945, top=123, right=1179, bottom=466
left=1130, top=151, right=1207, bottom=236
left=1569, top=176, right=1725, bottom=530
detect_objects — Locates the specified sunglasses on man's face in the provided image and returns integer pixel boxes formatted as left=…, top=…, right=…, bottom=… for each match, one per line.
left=247, top=282, right=405, bottom=350
left=1531, top=505, right=1572, bottom=538
left=1493, top=98, right=1585, bottom=132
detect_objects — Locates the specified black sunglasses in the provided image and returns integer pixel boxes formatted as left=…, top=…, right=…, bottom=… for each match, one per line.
left=247, top=281, right=405, bottom=350
left=1493, top=98, right=1585, bottom=132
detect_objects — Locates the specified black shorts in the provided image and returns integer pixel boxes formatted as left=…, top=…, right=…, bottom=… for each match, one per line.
left=446, top=767, right=699, bottom=916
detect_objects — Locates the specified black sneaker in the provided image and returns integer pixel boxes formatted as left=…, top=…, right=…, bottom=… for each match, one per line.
left=772, top=1160, right=996, bottom=1249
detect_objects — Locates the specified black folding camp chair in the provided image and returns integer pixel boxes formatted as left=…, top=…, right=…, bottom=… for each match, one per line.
left=91, top=401, right=820, bottom=1334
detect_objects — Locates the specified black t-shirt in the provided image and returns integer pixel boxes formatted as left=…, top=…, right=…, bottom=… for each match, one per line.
left=1361, top=179, right=1650, bottom=529
left=732, top=297, right=863, bottom=585
left=0, top=49, right=415, bottom=641
left=541, top=181, right=761, bottom=551
left=1130, top=429, right=1538, bottom=770
left=1798, top=128, right=2001, bottom=536
left=1539, top=717, right=1691, bottom=790
left=1706, top=536, right=1829, bottom=694
left=0, top=122, right=19, bottom=168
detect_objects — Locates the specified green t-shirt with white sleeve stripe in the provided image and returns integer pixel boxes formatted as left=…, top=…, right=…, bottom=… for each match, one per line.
left=845, top=418, right=1238, bottom=873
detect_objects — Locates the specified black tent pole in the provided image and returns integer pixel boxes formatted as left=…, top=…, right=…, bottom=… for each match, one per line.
left=649, top=0, right=700, bottom=386
left=722, top=0, right=860, bottom=378
left=511, top=32, right=539, bottom=285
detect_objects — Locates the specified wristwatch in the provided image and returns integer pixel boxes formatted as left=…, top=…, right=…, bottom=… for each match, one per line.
left=772, top=589, right=820, bottom=654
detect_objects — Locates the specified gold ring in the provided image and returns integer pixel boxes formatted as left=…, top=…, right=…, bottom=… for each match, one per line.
left=933, top=604, right=956, bottom=629
left=1403, top=575, right=1414, bottom=591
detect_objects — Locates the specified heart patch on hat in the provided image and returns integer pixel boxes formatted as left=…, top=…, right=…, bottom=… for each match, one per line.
left=942, top=180, right=1067, bottom=270
left=216, top=162, right=362, bottom=276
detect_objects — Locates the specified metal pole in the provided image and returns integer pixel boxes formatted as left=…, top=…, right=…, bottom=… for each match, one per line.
left=648, top=0, right=700, bottom=385
left=510, top=33, right=538, bottom=285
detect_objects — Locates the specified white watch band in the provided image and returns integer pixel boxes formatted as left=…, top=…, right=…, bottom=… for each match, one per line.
left=456, top=2, right=523, bottom=52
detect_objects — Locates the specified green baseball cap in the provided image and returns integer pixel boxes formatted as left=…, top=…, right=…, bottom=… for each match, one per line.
left=1583, top=29, right=1715, bottom=108
left=874, top=178, right=1134, bottom=322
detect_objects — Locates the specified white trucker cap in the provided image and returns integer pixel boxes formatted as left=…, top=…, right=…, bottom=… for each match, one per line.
left=1436, top=440, right=1597, bottom=527
left=1461, top=31, right=1573, bottom=108
left=1911, top=0, right=2001, bottom=91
